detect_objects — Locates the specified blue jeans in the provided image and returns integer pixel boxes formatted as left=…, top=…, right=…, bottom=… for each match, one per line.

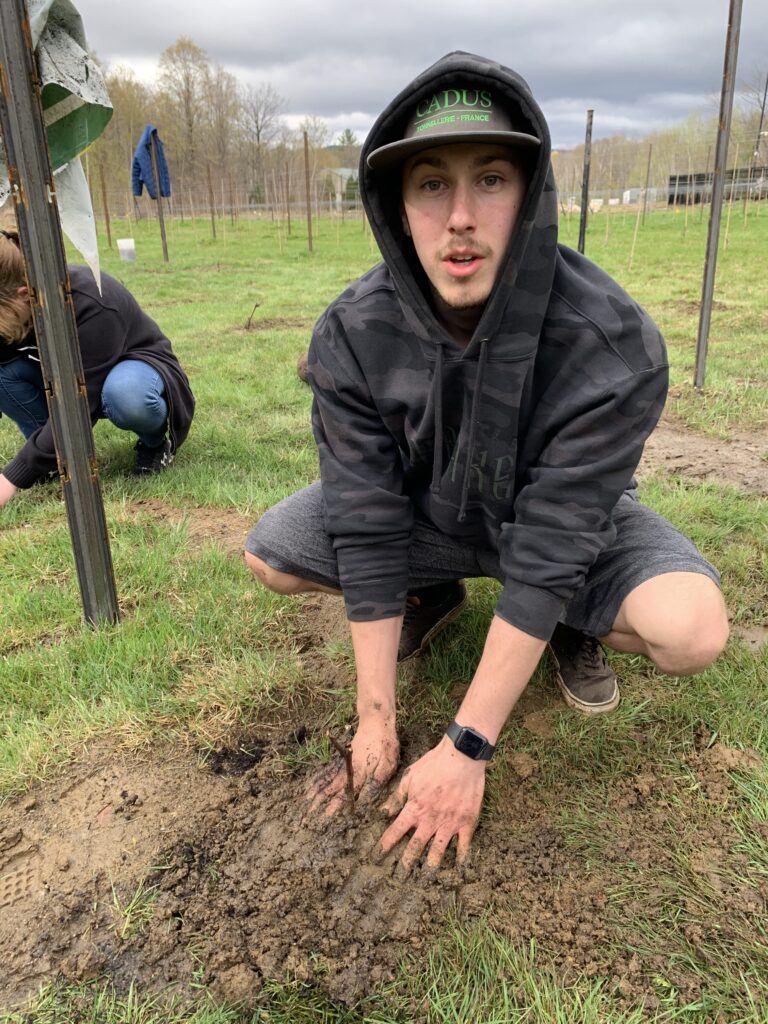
left=0, top=357, right=168, bottom=447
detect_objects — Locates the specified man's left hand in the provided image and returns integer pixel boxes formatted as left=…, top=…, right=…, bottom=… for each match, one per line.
left=378, top=735, right=486, bottom=873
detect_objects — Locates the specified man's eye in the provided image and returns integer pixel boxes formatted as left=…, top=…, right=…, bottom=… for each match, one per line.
left=421, top=180, right=443, bottom=192
left=482, top=174, right=502, bottom=187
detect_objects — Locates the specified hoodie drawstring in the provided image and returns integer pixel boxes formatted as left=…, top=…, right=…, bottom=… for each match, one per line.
left=457, top=339, right=488, bottom=523
left=430, top=340, right=445, bottom=494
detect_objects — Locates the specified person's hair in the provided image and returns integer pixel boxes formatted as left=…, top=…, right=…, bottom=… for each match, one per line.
left=0, top=230, right=32, bottom=342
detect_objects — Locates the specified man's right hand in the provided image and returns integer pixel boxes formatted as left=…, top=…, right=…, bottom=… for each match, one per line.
left=307, top=716, right=400, bottom=815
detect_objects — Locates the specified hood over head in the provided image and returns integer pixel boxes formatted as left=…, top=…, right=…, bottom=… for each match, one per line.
left=360, top=51, right=558, bottom=348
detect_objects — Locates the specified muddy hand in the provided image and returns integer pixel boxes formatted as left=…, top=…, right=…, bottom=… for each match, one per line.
left=307, top=718, right=399, bottom=815
left=377, top=736, right=486, bottom=873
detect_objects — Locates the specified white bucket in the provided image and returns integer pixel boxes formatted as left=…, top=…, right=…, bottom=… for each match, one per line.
left=116, top=238, right=136, bottom=262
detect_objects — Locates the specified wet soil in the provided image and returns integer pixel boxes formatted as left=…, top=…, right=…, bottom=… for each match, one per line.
left=1, top=418, right=767, bottom=1013
left=639, top=418, right=768, bottom=496
left=1, top=717, right=765, bottom=1014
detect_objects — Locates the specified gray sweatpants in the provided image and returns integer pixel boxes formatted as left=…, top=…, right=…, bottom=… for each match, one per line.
left=245, top=483, right=720, bottom=637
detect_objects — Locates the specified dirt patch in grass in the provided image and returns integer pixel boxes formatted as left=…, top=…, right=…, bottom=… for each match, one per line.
left=235, top=316, right=314, bottom=334
left=1, top=698, right=765, bottom=1015
left=662, top=299, right=729, bottom=316
left=125, top=498, right=253, bottom=557
left=639, top=417, right=768, bottom=496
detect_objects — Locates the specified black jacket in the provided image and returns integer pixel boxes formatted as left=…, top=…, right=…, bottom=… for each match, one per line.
left=308, top=52, right=668, bottom=640
left=1, top=266, right=194, bottom=488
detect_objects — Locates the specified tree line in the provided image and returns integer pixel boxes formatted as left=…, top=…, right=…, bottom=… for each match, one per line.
left=90, top=36, right=362, bottom=219
left=89, top=37, right=767, bottom=218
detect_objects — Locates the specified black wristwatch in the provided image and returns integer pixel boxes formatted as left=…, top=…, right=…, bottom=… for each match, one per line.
left=446, top=720, right=495, bottom=761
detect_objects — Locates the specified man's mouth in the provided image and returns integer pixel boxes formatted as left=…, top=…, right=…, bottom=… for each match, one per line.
left=443, top=252, right=485, bottom=276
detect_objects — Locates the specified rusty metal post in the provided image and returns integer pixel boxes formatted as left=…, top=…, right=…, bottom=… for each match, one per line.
left=577, top=109, right=593, bottom=254
left=149, top=133, right=169, bottom=262
left=303, top=131, right=313, bottom=253
left=695, top=0, right=743, bottom=389
left=0, top=0, right=119, bottom=624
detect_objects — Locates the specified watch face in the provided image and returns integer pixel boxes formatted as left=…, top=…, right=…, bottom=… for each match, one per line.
left=456, top=728, right=486, bottom=759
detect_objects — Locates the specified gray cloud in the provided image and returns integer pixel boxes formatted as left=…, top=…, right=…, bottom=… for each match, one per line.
left=78, top=0, right=768, bottom=149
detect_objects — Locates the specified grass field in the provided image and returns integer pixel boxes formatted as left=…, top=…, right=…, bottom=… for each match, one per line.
left=0, top=206, right=767, bottom=1023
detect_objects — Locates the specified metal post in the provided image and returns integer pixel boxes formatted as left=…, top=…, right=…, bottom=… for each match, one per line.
left=695, top=0, right=743, bottom=389
left=148, top=133, right=169, bottom=262
left=303, top=131, right=313, bottom=253
left=206, top=162, right=217, bottom=240
left=99, top=162, right=112, bottom=249
left=754, top=74, right=768, bottom=161
left=699, top=145, right=712, bottom=221
left=641, top=144, right=653, bottom=226
left=577, top=109, right=593, bottom=254
left=745, top=73, right=768, bottom=208
left=0, top=0, right=119, bottom=625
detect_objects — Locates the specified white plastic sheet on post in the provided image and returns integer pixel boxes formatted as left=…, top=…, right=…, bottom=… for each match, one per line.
left=0, top=0, right=112, bottom=287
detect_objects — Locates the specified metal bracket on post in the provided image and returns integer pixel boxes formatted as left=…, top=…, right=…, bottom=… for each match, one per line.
left=0, top=0, right=119, bottom=625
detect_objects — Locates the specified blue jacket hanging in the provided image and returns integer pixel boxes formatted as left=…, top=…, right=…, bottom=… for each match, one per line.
left=132, top=125, right=171, bottom=199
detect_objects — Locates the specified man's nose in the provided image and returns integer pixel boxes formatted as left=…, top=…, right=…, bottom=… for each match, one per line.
left=447, top=184, right=476, bottom=232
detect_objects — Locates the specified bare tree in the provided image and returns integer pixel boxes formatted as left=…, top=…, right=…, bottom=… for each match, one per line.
left=240, top=83, right=287, bottom=200
left=158, top=37, right=210, bottom=181
left=241, top=83, right=287, bottom=149
left=300, top=115, right=330, bottom=151
left=205, top=64, right=241, bottom=170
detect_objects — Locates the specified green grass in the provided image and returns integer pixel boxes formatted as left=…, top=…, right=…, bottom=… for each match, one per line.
left=559, top=202, right=768, bottom=435
left=1, top=211, right=767, bottom=1022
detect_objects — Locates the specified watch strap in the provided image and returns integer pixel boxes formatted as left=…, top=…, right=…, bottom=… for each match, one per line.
left=446, top=719, right=495, bottom=760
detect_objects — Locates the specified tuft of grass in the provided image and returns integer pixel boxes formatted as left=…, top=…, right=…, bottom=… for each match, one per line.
left=110, top=878, right=159, bottom=940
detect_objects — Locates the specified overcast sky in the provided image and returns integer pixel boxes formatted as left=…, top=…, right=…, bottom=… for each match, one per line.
left=75, top=0, right=767, bottom=151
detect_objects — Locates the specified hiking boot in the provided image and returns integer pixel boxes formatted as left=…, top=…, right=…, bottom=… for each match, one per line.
left=398, top=581, right=468, bottom=663
left=548, top=623, right=620, bottom=715
left=132, top=438, right=174, bottom=477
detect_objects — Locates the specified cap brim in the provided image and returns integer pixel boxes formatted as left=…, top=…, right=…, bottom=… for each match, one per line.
left=367, top=130, right=540, bottom=171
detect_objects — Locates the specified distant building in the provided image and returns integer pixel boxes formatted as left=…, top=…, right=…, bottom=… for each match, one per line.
left=667, top=165, right=768, bottom=205
left=622, top=187, right=659, bottom=205
left=325, top=167, right=358, bottom=209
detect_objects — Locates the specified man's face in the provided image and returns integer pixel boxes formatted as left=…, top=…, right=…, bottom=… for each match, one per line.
left=401, top=143, right=527, bottom=317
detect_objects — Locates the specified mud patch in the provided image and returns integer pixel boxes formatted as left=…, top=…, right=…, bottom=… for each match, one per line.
left=732, top=623, right=768, bottom=653
left=236, top=317, right=313, bottom=334
left=1, top=723, right=765, bottom=1013
left=638, top=418, right=768, bottom=495
left=662, top=299, right=729, bottom=316
left=124, top=498, right=253, bottom=557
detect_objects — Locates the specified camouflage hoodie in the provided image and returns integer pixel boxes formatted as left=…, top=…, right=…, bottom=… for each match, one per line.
left=307, top=52, right=668, bottom=641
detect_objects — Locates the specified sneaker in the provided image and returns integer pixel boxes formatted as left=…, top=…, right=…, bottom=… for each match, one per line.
left=132, top=438, right=174, bottom=476
left=398, top=581, right=468, bottom=663
left=548, top=623, right=620, bottom=715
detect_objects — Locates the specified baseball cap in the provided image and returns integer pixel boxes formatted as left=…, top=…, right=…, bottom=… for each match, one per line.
left=367, top=85, right=540, bottom=170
